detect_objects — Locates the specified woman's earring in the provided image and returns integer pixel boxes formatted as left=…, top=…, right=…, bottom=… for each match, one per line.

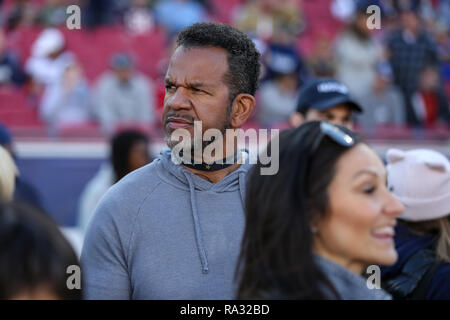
left=311, top=226, right=318, bottom=234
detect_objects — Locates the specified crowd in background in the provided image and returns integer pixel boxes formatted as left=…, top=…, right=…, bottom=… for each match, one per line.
left=0, top=1, right=449, bottom=300
left=0, top=0, right=448, bottom=138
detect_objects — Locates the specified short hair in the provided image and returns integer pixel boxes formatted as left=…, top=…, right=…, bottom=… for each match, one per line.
left=176, top=22, right=261, bottom=102
left=0, top=202, right=81, bottom=299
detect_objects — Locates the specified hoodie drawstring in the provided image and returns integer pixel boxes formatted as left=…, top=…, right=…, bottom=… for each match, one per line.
left=183, top=171, right=209, bottom=274
left=238, top=171, right=246, bottom=209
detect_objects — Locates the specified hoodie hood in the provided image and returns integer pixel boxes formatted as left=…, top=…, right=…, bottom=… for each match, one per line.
left=154, top=147, right=252, bottom=274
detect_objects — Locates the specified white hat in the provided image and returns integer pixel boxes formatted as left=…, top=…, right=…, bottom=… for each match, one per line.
left=386, top=148, right=450, bottom=221
left=32, top=28, right=65, bottom=58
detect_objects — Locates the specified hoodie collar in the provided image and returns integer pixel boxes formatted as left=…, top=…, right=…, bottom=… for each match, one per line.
left=156, top=147, right=252, bottom=192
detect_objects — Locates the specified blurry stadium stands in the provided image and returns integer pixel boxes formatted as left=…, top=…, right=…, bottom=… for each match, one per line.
left=2, top=25, right=167, bottom=138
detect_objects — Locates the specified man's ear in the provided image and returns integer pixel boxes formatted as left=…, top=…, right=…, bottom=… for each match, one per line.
left=229, top=93, right=256, bottom=128
left=289, top=112, right=304, bottom=128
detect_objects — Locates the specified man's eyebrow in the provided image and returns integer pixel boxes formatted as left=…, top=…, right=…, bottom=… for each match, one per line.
left=185, top=81, right=209, bottom=89
left=164, top=78, right=209, bottom=90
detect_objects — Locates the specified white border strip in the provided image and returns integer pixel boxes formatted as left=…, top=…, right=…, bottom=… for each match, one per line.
left=14, top=140, right=450, bottom=159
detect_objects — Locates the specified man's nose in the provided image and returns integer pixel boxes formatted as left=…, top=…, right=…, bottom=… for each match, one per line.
left=165, top=87, right=192, bottom=111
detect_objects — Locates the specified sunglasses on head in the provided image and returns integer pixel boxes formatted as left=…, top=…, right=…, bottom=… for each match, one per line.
left=310, top=122, right=355, bottom=155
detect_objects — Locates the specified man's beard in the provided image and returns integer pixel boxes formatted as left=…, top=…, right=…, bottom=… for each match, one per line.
left=164, top=104, right=232, bottom=160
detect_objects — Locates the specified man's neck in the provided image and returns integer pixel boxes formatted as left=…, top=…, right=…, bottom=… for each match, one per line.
left=182, top=139, right=243, bottom=183
left=183, top=162, right=242, bottom=183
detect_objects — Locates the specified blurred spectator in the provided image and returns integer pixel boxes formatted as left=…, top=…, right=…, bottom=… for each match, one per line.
left=0, top=123, right=43, bottom=210
left=154, top=0, right=208, bottom=38
left=290, top=78, right=363, bottom=130
left=40, top=63, right=92, bottom=134
left=434, top=21, right=450, bottom=85
left=4, top=0, right=37, bottom=31
left=233, top=0, right=303, bottom=42
left=257, top=49, right=301, bottom=127
left=356, top=62, right=406, bottom=132
left=36, top=0, right=68, bottom=27
left=334, top=4, right=383, bottom=101
left=382, top=148, right=450, bottom=299
left=0, top=201, right=82, bottom=299
left=411, top=65, right=450, bottom=126
left=263, top=40, right=306, bottom=78
left=307, top=35, right=335, bottom=77
left=124, top=0, right=155, bottom=35
left=93, top=53, right=155, bottom=135
left=25, top=28, right=75, bottom=86
left=83, top=0, right=122, bottom=28
left=385, top=3, right=440, bottom=125
left=0, top=145, right=18, bottom=201
left=78, top=130, right=151, bottom=235
left=0, top=29, right=26, bottom=86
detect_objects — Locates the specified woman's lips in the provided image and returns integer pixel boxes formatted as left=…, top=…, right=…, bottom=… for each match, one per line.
left=371, top=226, right=395, bottom=243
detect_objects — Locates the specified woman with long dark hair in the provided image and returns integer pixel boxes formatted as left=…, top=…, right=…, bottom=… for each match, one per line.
left=236, top=121, right=404, bottom=299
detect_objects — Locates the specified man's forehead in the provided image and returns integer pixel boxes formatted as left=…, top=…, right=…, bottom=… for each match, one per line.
left=169, top=46, right=228, bottom=67
left=166, top=46, right=228, bottom=83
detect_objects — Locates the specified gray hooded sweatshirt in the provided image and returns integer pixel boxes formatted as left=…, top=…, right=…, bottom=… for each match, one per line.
left=81, top=148, right=251, bottom=299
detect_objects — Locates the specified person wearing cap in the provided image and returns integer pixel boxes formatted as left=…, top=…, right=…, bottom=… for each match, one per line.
left=381, top=148, right=450, bottom=299
left=289, top=78, right=363, bottom=130
left=94, top=52, right=155, bottom=135
left=24, top=28, right=75, bottom=86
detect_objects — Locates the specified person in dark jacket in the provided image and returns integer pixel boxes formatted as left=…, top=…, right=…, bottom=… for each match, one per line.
left=382, top=148, right=450, bottom=299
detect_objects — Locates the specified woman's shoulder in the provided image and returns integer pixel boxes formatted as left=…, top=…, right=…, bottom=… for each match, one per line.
left=428, top=262, right=450, bottom=299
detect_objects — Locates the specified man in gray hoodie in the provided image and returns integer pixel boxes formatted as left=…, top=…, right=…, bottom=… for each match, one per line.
left=81, top=23, right=261, bottom=299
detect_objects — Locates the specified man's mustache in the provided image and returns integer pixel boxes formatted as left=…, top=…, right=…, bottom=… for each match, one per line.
left=163, top=113, right=196, bottom=125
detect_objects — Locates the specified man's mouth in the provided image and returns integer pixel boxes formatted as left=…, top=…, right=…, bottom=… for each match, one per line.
left=165, top=117, right=193, bottom=129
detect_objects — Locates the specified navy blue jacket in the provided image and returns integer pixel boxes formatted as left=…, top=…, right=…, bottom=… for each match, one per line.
left=381, top=224, right=450, bottom=299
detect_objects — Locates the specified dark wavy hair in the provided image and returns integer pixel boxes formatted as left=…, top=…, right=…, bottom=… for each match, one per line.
left=0, top=201, right=81, bottom=299
left=111, top=130, right=149, bottom=182
left=176, top=22, right=261, bottom=104
left=236, top=121, right=364, bottom=299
